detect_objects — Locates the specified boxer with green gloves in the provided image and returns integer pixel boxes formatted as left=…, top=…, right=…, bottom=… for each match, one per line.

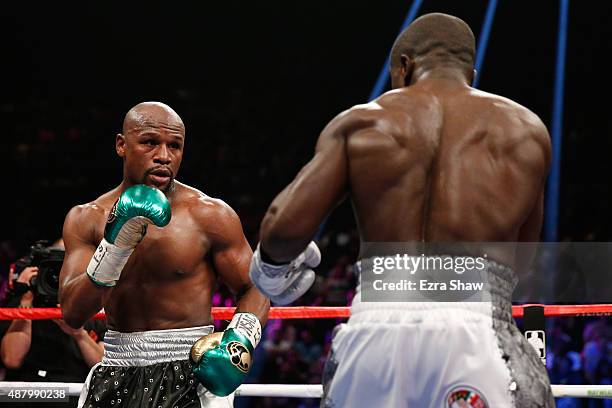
left=86, top=184, right=171, bottom=287
left=59, top=102, right=269, bottom=408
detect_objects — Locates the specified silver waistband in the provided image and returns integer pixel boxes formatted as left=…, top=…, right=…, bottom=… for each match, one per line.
left=102, top=325, right=214, bottom=367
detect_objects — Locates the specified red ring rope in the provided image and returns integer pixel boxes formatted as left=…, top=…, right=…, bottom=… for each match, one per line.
left=0, top=304, right=611, bottom=321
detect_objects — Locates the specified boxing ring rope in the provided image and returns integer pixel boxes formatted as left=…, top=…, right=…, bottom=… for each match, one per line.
left=0, top=304, right=610, bottom=399
left=2, top=304, right=612, bottom=320
left=0, top=382, right=610, bottom=399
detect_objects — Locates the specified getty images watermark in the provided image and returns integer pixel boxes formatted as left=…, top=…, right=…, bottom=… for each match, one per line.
left=365, top=254, right=490, bottom=301
left=357, top=242, right=612, bottom=303
left=371, top=254, right=488, bottom=292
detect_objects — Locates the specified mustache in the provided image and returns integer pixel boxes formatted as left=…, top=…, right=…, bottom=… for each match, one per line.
left=145, top=166, right=174, bottom=178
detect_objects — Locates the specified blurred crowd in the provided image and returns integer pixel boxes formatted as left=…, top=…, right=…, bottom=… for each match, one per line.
left=545, top=317, right=612, bottom=408
left=1, top=226, right=612, bottom=407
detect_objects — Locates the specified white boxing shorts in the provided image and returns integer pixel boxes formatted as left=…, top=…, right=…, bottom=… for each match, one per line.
left=321, top=258, right=555, bottom=408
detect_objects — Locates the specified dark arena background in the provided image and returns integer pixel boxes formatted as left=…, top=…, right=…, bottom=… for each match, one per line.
left=1, top=1, right=611, bottom=407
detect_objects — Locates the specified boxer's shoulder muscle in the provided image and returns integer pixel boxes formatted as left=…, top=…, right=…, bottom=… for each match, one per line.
left=467, top=88, right=546, bottom=130
left=344, top=89, right=431, bottom=135
left=316, top=102, right=393, bottom=151
left=175, top=182, right=241, bottom=241
left=64, top=188, right=120, bottom=244
left=332, top=102, right=389, bottom=133
left=318, top=99, right=416, bottom=161
left=467, top=89, right=551, bottom=170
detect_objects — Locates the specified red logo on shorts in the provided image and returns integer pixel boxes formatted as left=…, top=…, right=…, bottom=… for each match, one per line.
left=446, top=386, right=488, bottom=408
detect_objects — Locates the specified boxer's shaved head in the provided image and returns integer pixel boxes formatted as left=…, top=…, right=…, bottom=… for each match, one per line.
left=117, top=101, right=185, bottom=193
left=390, top=13, right=475, bottom=70
left=122, top=101, right=185, bottom=136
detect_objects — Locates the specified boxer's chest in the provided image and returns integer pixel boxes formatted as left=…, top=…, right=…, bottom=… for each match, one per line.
left=124, top=211, right=212, bottom=280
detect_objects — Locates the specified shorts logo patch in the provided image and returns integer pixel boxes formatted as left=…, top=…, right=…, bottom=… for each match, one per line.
left=226, top=341, right=251, bottom=373
left=446, top=386, right=488, bottom=408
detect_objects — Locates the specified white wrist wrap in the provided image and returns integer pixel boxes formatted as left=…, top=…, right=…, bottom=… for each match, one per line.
left=227, top=312, right=262, bottom=348
left=249, top=243, right=321, bottom=299
left=86, top=238, right=134, bottom=287
left=250, top=245, right=291, bottom=295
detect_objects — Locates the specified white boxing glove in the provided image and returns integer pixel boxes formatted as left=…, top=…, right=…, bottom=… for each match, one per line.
left=249, top=242, right=320, bottom=305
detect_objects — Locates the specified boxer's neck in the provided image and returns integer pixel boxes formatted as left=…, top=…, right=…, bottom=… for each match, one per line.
left=410, top=66, right=470, bottom=87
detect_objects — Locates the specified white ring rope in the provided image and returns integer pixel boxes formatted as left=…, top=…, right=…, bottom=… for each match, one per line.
left=0, top=382, right=610, bottom=399
left=235, top=384, right=324, bottom=398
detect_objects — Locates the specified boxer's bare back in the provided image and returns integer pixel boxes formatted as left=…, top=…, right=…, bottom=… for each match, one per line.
left=260, top=31, right=550, bottom=270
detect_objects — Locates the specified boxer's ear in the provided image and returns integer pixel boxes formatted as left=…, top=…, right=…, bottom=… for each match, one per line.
left=390, top=54, right=414, bottom=89
left=400, top=54, right=414, bottom=87
left=116, top=133, right=126, bottom=158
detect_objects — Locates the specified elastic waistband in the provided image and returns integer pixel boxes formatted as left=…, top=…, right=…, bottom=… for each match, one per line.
left=353, top=255, right=516, bottom=322
left=349, top=297, right=495, bottom=325
left=102, top=325, right=214, bottom=367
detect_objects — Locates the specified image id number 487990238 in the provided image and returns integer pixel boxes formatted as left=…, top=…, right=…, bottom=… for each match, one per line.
left=0, top=385, right=69, bottom=402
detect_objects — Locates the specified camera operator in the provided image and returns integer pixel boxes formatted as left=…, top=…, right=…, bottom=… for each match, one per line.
left=0, top=241, right=105, bottom=407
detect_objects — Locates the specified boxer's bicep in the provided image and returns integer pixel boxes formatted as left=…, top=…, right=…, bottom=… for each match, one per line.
left=214, top=233, right=253, bottom=295
left=515, top=122, right=550, bottom=273
left=59, top=206, right=99, bottom=298
left=517, top=124, right=550, bottom=243
left=282, top=127, right=348, bottom=224
left=60, top=206, right=109, bottom=328
left=204, top=201, right=251, bottom=290
left=209, top=204, right=269, bottom=323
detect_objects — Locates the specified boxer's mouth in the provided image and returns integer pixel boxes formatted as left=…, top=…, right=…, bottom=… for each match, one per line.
left=148, top=168, right=173, bottom=184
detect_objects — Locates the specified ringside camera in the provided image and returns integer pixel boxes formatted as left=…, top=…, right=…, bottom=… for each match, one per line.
left=10, top=240, right=64, bottom=307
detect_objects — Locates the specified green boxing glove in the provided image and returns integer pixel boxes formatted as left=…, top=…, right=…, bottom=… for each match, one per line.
left=191, top=313, right=262, bottom=397
left=86, top=184, right=171, bottom=287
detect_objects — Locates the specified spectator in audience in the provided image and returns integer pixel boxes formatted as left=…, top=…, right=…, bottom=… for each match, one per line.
left=295, top=329, right=322, bottom=365
left=0, top=259, right=105, bottom=407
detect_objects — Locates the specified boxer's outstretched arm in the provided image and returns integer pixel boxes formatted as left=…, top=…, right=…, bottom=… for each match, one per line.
left=261, top=109, right=366, bottom=262
left=207, top=201, right=269, bottom=325
left=59, top=206, right=110, bottom=328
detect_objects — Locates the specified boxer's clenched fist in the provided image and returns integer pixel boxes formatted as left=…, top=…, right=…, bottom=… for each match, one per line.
left=87, top=184, right=171, bottom=286
left=249, top=241, right=320, bottom=305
